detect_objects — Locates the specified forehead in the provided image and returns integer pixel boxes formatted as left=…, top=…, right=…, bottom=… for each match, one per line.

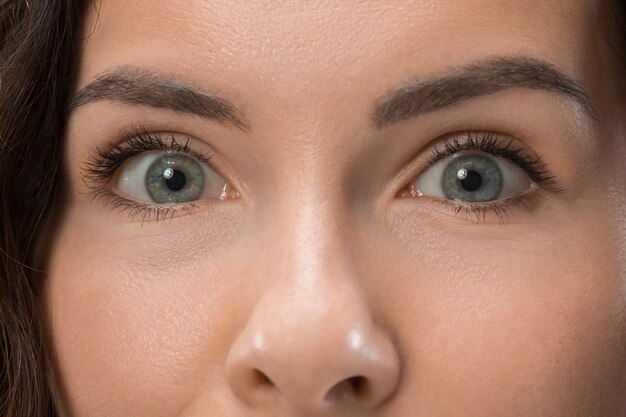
left=78, top=0, right=597, bottom=115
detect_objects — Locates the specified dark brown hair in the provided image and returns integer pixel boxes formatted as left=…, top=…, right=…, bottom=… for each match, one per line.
left=0, top=1, right=83, bottom=415
left=0, top=1, right=623, bottom=416
left=606, top=0, right=626, bottom=69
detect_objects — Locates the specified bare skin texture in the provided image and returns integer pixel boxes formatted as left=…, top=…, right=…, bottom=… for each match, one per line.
left=37, top=0, right=626, bottom=416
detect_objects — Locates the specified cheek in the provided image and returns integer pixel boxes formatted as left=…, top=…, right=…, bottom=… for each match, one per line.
left=379, top=208, right=626, bottom=415
left=41, top=205, right=244, bottom=417
left=412, top=272, right=625, bottom=414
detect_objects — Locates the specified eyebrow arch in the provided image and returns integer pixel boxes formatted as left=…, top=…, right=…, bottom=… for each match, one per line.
left=372, top=56, right=595, bottom=129
left=69, top=67, right=250, bottom=131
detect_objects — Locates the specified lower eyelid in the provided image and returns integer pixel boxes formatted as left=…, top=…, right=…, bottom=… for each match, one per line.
left=90, top=188, right=202, bottom=223
left=428, top=188, right=541, bottom=225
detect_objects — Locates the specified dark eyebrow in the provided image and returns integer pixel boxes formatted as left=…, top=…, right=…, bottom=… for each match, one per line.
left=372, top=56, right=595, bottom=129
left=69, top=67, right=250, bottom=131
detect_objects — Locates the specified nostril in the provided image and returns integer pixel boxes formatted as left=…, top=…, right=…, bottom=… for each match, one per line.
left=348, top=376, right=368, bottom=396
left=324, top=376, right=370, bottom=402
left=238, top=368, right=279, bottom=405
left=252, top=369, right=275, bottom=388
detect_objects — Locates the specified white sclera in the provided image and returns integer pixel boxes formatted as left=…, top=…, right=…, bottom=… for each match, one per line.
left=116, top=151, right=227, bottom=204
left=415, top=152, right=532, bottom=200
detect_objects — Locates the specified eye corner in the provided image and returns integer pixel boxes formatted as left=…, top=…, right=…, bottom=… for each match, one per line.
left=395, top=183, right=418, bottom=199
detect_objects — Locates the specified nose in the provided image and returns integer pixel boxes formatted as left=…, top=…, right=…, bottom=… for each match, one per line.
left=226, top=263, right=400, bottom=415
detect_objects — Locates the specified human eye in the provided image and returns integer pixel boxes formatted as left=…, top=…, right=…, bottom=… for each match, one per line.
left=82, top=126, right=239, bottom=222
left=398, top=132, right=568, bottom=224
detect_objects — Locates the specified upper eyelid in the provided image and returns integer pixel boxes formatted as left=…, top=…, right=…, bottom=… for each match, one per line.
left=82, top=128, right=216, bottom=184
left=427, top=131, right=522, bottom=164
left=395, top=131, right=566, bottom=196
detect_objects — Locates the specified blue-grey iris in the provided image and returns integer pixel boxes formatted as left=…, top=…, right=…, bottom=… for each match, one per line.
left=145, top=153, right=204, bottom=203
left=441, top=154, right=503, bottom=202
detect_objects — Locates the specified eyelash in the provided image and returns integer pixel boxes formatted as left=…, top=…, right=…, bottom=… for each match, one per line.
left=83, top=126, right=215, bottom=223
left=417, top=131, right=567, bottom=224
left=83, top=128, right=565, bottom=224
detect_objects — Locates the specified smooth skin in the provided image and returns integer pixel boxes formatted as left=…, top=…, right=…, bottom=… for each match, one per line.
left=38, top=0, right=626, bottom=416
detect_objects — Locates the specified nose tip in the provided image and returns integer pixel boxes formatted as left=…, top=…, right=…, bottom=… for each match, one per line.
left=226, top=306, right=400, bottom=414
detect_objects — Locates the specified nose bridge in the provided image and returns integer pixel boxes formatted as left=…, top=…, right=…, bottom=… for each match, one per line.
left=259, top=194, right=368, bottom=350
left=280, top=196, right=351, bottom=283
left=254, top=194, right=372, bottom=367
left=227, top=198, right=400, bottom=413
left=256, top=174, right=357, bottom=290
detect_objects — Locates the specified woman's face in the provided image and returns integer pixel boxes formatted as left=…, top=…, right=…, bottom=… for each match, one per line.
left=39, top=0, right=626, bottom=416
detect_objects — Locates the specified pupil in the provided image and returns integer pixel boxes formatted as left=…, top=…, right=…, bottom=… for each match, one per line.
left=165, top=169, right=186, bottom=191
left=459, top=170, right=482, bottom=192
